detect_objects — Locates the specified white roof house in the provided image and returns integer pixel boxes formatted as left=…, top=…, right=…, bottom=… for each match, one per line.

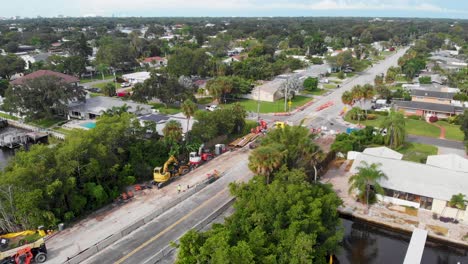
left=138, top=112, right=196, bottom=136
left=426, top=154, right=468, bottom=172
left=350, top=153, right=468, bottom=202
left=363, top=146, right=403, bottom=160
left=122, top=71, right=151, bottom=84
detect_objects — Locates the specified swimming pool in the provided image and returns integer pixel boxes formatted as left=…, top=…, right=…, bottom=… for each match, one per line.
left=80, top=122, right=96, bottom=129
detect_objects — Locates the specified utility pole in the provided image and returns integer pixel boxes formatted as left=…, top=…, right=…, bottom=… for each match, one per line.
left=256, top=86, right=261, bottom=121
left=284, top=84, right=288, bottom=112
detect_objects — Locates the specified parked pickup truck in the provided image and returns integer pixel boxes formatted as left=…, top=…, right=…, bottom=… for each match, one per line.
left=205, top=105, right=218, bottom=111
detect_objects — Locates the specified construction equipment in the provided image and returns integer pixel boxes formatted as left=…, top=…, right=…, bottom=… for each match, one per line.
left=0, top=238, right=47, bottom=264
left=229, top=133, right=260, bottom=148
left=251, top=120, right=267, bottom=134
left=189, top=144, right=214, bottom=168
left=153, top=155, right=190, bottom=188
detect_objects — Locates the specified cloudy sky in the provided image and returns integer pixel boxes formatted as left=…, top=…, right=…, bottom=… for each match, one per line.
left=2, top=0, right=467, bottom=19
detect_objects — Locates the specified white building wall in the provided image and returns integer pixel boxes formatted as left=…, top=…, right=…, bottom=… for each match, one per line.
left=431, top=199, right=446, bottom=214
left=377, top=194, right=420, bottom=208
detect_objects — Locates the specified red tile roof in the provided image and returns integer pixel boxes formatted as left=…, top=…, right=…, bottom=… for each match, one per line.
left=11, top=70, right=79, bottom=85
left=142, top=56, right=164, bottom=63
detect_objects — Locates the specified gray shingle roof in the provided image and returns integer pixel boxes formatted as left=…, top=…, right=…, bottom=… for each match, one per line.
left=411, top=89, right=455, bottom=99
left=394, top=100, right=461, bottom=113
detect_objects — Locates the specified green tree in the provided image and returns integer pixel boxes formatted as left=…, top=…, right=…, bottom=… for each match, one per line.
left=4, top=75, right=86, bottom=119
left=348, top=161, right=388, bottom=209
left=0, top=53, right=25, bottom=80
left=248, top=144, right=284, bottom=184
left=175, top=168, right=343, bottom=264
left=303, top=77, right=318, bottom=91
left=341, top=91, right=354, bottom=106
left=448, top=193, right=467, bottom=210
left=163, top=120, right=183, bottom=144
left=101, top=82, right=117, bottom=97
left=181, top=99, right=197, bottom=138
left=0, top=79, right=9, bottom=97
left=380, top=110, right=406, bottom=148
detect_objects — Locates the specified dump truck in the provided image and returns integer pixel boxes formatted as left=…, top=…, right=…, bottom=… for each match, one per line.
left=153, top=155, right=190, bottom=188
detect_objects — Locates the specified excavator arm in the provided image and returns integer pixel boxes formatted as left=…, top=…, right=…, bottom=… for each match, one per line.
left=162, top=155, right=178, bottom=174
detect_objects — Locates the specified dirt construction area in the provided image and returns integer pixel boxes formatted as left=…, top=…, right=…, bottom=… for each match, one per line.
left=45, top=148, right=251, bottom=263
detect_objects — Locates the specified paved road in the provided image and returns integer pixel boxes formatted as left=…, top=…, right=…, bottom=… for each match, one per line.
left=407, top=135, right=464, bottom=150
left=83, top=155, right=252, bottom=264
left=75, top=49, right=411, bottom=264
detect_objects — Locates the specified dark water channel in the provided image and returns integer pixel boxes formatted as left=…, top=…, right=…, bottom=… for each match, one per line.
left=337, top=217, right=468, bottom=264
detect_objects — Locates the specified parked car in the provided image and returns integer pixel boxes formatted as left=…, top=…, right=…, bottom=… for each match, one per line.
left=121, top=82, right=131, bottom=88
left=205, top=105, right=218, bottom=111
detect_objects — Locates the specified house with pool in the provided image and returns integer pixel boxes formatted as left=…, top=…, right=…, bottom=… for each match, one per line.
left=347, top=147, right=468, bottom=223
left=67, top=96, right=153, bottom=120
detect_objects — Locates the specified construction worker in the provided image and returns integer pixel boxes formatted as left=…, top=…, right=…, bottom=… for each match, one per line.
left=177, top=184, right=181, bottom=193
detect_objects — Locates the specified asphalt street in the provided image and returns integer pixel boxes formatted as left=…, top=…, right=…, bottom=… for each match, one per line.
left=82, top=155, right=251, bottom=264
left=79, top=48, right=410, bottom=264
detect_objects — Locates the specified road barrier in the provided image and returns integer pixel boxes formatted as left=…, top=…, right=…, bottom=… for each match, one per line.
left=63, top=176, right=217, bottom=264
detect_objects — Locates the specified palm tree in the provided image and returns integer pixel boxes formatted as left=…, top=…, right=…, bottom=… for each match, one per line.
left=351, top=85, right=364, bottom=107
left=341, top=91, right=354, bottom=106
left=361, top=84, right=375, bottom=115
left=181, top=99, right=197, bottom=141
left=448, top=193, right=467, bottom=210
left=163, top=120, right=183, bottom=143
left=348, top=161, right=388, bottom=210
left=380, top=110, right=406, bottom=148
left=248, top=144, right=285, bottom=184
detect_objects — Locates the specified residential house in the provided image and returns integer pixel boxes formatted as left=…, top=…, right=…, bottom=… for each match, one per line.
left=348, top=147, right=468, bottom=223
left=68, top=96, right=153, bottom=119
left=394, top=88, right=463, bottom=118
left=140, top=56, right=167, bottom=68
left=10, top=70, right=79, bottom=86
left=138, top=112, right=196, bottom=137
left=122, top=71, right=151, bottom=84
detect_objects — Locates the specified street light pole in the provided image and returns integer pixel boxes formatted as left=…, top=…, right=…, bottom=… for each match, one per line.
left=257, top=86, right=260, bottom=121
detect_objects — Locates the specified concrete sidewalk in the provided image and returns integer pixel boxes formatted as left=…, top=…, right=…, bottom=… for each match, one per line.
left=46, top=148, right=250, bottom=263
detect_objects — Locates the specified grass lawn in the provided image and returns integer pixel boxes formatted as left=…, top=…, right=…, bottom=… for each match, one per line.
left=89, top=92, right=103, bottom=98
left=397, top=142, right=438, bottom=163
left=436, top=121, right=464, bottom=141
left=30, top=118, right=65, bottom=128
left=405, top=119, right=440, bottom=138
left=197, top=97, right=214, bottom=105
left=381, top=51, right=394, bottom=56
left=80, top=74, right=121, bottom=83
left=93, top=81, right=114, bottom=90
left=345, top=113, right=442, bottom=139
left=323, top=84, right=336, bottom=89
left=301, top=89, right=326, bottom=96
left=52, top=127, right=74, bottom=135
left=395, top=75, right=407, bottom=82
left=0, top=112, right=19, bottom=120
left=151, top=103, right=181, bottom=115
left=228, top=95, right=313, bottom=113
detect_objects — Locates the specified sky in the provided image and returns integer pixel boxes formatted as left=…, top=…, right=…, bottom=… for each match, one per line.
left=1, top=0, right=467, bottom=19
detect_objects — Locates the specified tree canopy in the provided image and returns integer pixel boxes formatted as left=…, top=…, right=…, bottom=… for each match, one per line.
left=176, top=169, right=343, bottom=264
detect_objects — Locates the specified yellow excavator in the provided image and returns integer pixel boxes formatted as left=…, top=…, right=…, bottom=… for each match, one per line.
left=153, top=155, right=190, bottom=188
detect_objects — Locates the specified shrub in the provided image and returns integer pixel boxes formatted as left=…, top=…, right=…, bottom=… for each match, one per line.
left=337, top=71, right=345, bottom=79
left=309, top=57, right=324, bottom=64
left=366, top=114, right=377, bottom=120
left=407, top=115, right=422, bottom=120
left=418, top=76, right=432, bottom=84
left=448, top=115, right=461, bottom=125
left=428, top=116, right=438, bottom=123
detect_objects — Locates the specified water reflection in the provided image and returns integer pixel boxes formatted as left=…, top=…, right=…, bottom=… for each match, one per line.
left=337, top=217, right=468, bottom=264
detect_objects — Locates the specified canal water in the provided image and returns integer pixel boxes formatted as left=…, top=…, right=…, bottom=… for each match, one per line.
left=0, top=126, right=28, bottom=170
left=337, top=217, right=468, bottom=264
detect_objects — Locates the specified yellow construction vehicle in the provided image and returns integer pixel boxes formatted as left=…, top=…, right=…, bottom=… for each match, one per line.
left=153, top=155, right=190, bottom=188
left=0, top=230, right=48, bottom=264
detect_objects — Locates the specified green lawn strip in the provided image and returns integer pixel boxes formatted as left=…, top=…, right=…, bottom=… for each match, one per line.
left=150, top=103, right=181, bottom=115
left=30, top=118, right=65, bottom=128
left=93, top=81, right=115, bottom=90
left=227, top=96, right=313, bottom=113
left=197, top=97, right=214, bottom=105
left=52, top=127, right=74, bottom=135
left=89, top=93, right=103, bottom=97
left=80, top=74, right=121, bottom=84
left=345, top=114, right=441, bottom=139
left=301, top=89, right=326, bottom=96
left=381, top=51, right=394, bottom=56
left=436, top=121, right=464, bottom=141
left=397, top=142, right=438, bottom=163
left=0, top=112, right=19, bottom=120
left=405, top=119, right=440, bottom=138
left=323, top=84, right=336, bottom=89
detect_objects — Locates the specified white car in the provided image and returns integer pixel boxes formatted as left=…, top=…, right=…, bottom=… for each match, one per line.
left=205, top=105, right=218, bottom=111
left=121, top=82, right=131, bottom=88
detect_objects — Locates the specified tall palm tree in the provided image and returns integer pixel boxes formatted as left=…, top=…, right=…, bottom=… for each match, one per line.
left=341, top=91, right=354, bottom=106
left=361, top=84, right=375, bottom=115
left=163, top=119, right=183, bottom=143
left=348, top=161, right=388, bottom=209
left=248, top=144, right=285, bottom=184
left=181, top=99, right=197, bottom=141
left=380, top=110, right=406, bottom=148
left=351, top=85, right=364, bottom=107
